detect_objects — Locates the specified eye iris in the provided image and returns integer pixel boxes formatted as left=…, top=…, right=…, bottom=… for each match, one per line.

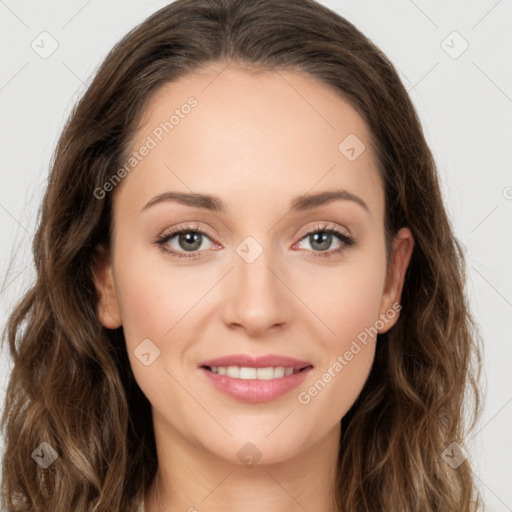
left=310, top=232, right=332, bottom=251
left=179, top=232, right=202, bottom=251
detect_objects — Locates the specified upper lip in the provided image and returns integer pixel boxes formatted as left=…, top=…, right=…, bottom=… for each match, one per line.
left=199, top=353, right=313, bottom=369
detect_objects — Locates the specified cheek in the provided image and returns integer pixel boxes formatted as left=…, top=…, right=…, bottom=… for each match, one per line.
left=111, top=249, right=184, bottom=371
left=293, top=248, right=386, bottom=411
left=112, top=247, right=216, bottom=387
left=297, top=340, right=375, bottom=433
left=115, top=270, right=170, bottom=341
left=295, top=264, right=385, bottom=425
left=113, top=242, right=208, bottom=338
left=302, top=250, right=387, bottom=345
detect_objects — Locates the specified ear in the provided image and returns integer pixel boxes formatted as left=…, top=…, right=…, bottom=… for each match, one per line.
left=377, top=227, right=414, bottom=333
left=91, top=244, right=122, bottom=329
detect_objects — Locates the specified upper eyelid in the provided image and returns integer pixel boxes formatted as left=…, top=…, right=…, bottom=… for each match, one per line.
left=300, top=222, right=351, bottom=237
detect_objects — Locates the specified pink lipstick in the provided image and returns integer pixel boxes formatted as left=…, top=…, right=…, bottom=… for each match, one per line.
left=198, top=353, right=313, bottom=403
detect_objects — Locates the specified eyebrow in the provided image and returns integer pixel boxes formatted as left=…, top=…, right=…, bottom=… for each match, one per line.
left=141, top=189, right=369, bottom=214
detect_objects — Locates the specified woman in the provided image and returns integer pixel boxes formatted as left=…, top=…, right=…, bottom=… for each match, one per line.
left=1, top=0, right=484, bottom=510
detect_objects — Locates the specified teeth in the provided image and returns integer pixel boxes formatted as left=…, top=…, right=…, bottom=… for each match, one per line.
left=240, top=367, right=257, bottom=379
left=274, top=366, right=285, bottom=378
left=257, top=367, right=275, bottom=380
left=208, top=366, right=299, bottom=380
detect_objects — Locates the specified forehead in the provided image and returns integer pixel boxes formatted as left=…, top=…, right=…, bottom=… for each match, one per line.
left=115, top=65, right=383, bottom=218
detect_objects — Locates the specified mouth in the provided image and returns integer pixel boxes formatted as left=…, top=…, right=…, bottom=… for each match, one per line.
left=198, top=355, right=314, bottom=403
left=198, top=353, right=314, bottom=402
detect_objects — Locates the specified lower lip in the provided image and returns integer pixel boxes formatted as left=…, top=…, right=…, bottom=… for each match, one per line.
left=199, top=367, right=313, bottom=403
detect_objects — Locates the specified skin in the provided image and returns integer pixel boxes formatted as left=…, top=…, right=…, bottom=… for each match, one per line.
left=93, top=64, right=414, bottom=512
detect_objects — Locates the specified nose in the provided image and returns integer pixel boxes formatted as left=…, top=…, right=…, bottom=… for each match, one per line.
left=221, top=243, right=294, bottom=337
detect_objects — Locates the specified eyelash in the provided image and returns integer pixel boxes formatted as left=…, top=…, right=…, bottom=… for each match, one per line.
left=154, top=222, right=356, bottom=260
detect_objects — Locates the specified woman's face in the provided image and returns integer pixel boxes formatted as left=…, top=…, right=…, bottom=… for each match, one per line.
left=94, top=65, right=413, bottom=465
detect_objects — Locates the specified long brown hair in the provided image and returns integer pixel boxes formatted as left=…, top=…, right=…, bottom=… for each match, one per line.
left=1, top=0, right=485, bottom=510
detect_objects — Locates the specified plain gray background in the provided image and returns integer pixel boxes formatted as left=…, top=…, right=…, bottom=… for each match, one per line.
left=1, top=1, right=511, bottom=510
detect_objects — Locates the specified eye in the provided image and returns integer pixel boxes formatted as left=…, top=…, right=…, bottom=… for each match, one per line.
left=294, top=223, right=356, bottom=258
left=155, top=223, right=217, bottom=259
left=154, top=222, right=356, bottom=260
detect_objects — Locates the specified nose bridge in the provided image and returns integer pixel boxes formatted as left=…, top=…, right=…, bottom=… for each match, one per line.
left=221, top=233, right=292, bottom=334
